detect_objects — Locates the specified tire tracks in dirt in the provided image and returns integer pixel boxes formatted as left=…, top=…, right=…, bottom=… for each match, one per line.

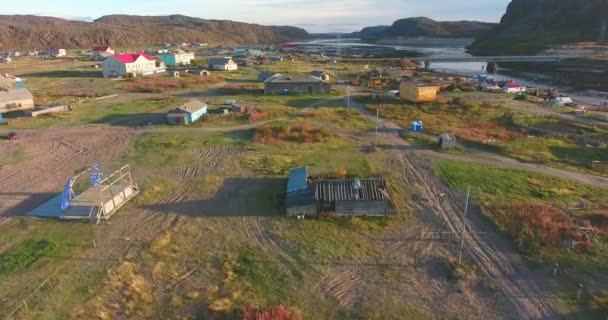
left=400, top=154, right=556, bottom=320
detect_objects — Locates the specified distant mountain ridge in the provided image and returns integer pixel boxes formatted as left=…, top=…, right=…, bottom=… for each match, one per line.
left=352, top=17, right=497, bottom=39
left=470, top=0, right=608, bottom=54
left=0, top=14, right=310, bottom=50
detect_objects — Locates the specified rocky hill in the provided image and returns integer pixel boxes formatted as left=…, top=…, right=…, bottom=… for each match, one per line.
left=470, top=0, right=608, bottom=54
left=0, top=14, right=310, bottom=50
left=353, top=17, right=496, bottom=39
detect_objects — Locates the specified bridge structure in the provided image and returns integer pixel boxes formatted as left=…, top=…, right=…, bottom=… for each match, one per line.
left=409, top=55, right=582, bottom=73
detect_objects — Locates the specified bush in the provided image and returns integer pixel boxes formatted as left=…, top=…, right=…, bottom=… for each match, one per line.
left=242, top=305, right=300, bottom=320
left=497, top=203, right=593, bottom=252
left=252, top=122, right=333, bottom=144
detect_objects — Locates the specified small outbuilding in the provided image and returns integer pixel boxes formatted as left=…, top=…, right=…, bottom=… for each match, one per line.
left=285, top=166, right=390, bottom=217
left=410, top=121, right=423, bottom=133
left=400, top=80, right=440, bottom=103
left=549, top=96, right=573, bottom=106
left=286, top=167, right=316, bottom=217
left=197, top=69, right=210, bottom=76
left=438, top=133, right=457, bottom=150
left=166, top=99, right=208, bottom=125
left=503, top=81, right=526, bottom=94
left=310, top=70, right=330, bottom=81
left=208, top=57, right=238, bottom=71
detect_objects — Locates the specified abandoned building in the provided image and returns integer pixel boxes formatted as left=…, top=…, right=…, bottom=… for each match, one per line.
left=264, top=74, right=331, bottom=95
left=286, top=166, right=390, bottom=217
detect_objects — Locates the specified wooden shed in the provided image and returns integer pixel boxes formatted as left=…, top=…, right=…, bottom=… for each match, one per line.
left=167, top=99, right=208, bottom=125
left=286, top=167, right=316, bottom=217
left=315, top=179, right=389, bottom=217
left=438, top=133, right=457, bottom=150
left=400, top=80, right=440, bottom=103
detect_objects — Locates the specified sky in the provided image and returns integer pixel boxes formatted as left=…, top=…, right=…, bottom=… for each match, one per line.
left=4, top=0, right=512, bottom=33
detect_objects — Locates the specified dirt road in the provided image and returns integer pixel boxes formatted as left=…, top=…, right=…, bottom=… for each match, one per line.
left=349, top=96, right=563, bottom=319
left=345, top=94, right=608, bottom=189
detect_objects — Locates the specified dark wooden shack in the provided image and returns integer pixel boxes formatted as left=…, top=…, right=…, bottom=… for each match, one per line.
left=315, top=179, right=389, bottom=217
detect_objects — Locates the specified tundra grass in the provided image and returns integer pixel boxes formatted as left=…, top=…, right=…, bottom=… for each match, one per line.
left=128, top=131, right=245, bottom=169
left=434, top=160, right=608, bottom=207
left=10, top=98, right=176, bottom=129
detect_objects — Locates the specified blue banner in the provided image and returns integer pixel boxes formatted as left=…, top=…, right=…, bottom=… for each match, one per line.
left=91, top=163, right=101, bottom=188
left=61, top=178, right=75, bottom=210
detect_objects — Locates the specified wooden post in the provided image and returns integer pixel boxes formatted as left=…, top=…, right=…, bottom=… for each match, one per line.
left=458, top=186, right=470, bottom=265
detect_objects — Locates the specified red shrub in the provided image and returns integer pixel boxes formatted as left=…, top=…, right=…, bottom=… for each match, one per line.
left=242, top=305, right=300, bottom=320
left=249, top=112, right=269, bottom=122
left=499, top=203, right=592, bottom=251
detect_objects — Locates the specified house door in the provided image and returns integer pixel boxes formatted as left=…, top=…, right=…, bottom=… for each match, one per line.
left=175, top=117, right=182, bottom=125
left=308, top=86, right=312, bottom=94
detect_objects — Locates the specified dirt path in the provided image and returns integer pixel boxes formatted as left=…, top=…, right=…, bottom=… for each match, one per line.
left=345, top=94, right=608, bottom=189
left=349, top=96, right=561, bottom=319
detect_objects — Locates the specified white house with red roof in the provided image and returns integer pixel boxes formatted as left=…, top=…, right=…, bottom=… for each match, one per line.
left=92, top=46, right=115, bottom=60
left=102, top=52, right=157, bottom=77
left=502, top=81, right=527, bottom=94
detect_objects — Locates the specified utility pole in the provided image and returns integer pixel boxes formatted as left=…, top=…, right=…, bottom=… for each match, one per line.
left=458, top=186, right=470, bottom=265
left=375, top=107, right=379, bottom=148
left=347, top=83, right=350, bottom=115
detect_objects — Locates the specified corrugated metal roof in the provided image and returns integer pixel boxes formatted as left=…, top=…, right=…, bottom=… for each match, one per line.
left=208, top=57, right=233, bottom=65
left=170, top=99, right=207, bottom=114
left=266, top=74, right=322, bottom=84
left=286, top=188, right=315, bottom=207
left=0, top=88, right=33, bottom=103
left=287, top=166, right=308, bottom=193
left=315, top=179, right=388, bottom=202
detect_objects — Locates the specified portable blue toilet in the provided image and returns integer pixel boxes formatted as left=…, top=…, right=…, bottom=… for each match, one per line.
left=410, top=121, right=423, bottom=133
left=0, top=113, right=3, bottom=122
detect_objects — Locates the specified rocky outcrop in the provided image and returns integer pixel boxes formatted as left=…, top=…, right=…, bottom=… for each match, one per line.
left=470, top=0, right=608, bottom=54
left=0, top=14, right=310, bottom=50
left=353, top=17, right=496, bottom=39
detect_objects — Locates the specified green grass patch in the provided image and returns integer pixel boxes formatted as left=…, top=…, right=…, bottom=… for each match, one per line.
left=434, top=160, right=608, bottom=206
left=128, top=131, right=244, bottom=169
left=272, top=220, right=372, bottom=262
left=242, top=137, right=373, bottom=177
left=11, top=98, right=176, bottom=129
left=0, top=239, right=59, bottom=277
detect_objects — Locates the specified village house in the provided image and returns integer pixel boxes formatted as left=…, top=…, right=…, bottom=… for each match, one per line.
left=40, top=48, right=66, bottom=57
left=503, top=81, right=526, bottom=94
left=166, top=99, right=208, bottom=125
left=549, top=96, right=574, bottom=106
left=400, top=80, right=441, bottom=103
left=264, top=74, right=331, bottom=95
left=286, top=167, right=390, bottom=217
left=160, top=49, right=195, bottom=67
left=102, top=52, right=157, bottom=77
left=92, top=46, right=115, bottom=60
left=208, top=57, right=238, bottom=71
left=310, top=70, right=330, bottom=81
